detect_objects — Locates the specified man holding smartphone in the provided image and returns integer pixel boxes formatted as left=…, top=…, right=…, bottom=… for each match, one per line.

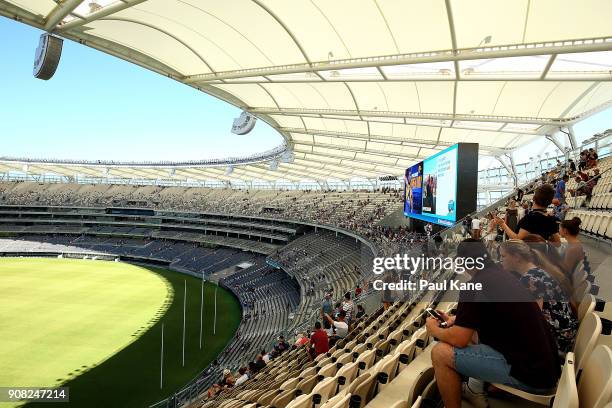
left=425, top=239, right=560, bottom=408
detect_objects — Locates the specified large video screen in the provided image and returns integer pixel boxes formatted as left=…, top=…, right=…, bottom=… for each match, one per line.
left=403, top=143, right=478, bottom=226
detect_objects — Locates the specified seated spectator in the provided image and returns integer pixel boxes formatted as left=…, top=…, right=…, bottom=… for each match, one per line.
left=559, top=217, right=585, bottom=275
left=495, top=184, right=560, bottom=242
left=235, top=367, right=249, bottom=386
left=261, top=349, right=270, bottom=363
left=273, top=336, right=288, bottom=355
left=426, top=239, right=560, bottom=408
left=221, top=369, right=236, bottom=388
left=309, top=321, right=329, bottom=359
left=323, top=319, right=334, bottom=337
left=571, top=176, right=588, bottom=196
left=322, top=310, right=348, bottom=347
left=552, top=198, right=569, bottom=221
left=355, top=304, right=366, bottom=319
left=500, top=240, right=578, bottom=355
left=294, top=332, right=309, bottom=349
left=522, top=234, right=573, bottom=299
left=252, top=354, right=266, bottom=372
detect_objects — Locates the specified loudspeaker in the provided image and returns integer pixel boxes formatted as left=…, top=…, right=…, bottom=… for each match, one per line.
left=33, top=33, right=63, bottom=80
left=231, top=111, right=257, bottom=135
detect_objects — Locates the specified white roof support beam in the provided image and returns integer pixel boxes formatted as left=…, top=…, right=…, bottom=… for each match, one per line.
left=44, top=0, right=82, bottom=32
left=58, top=0, right=149, bottom=30
left=252, top=107, right=567, bottom=126
left=281, top=127, right=511, bottom=155
left=185, top=37, right=612, bottom=83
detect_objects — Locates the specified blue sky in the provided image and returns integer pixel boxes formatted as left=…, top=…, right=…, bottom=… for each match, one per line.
left=0, top=18, right=282, bottom=161
left=0, top=17, right=609, bottom=166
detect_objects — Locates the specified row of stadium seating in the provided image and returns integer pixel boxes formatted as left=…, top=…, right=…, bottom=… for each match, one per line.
left=0, top=182, right=402, bottom=248
left=194, top=235, right=609, bottom=408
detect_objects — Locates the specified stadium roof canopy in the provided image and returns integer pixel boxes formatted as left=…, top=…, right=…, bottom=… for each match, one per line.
left=1, top=0, right=612, bottom=185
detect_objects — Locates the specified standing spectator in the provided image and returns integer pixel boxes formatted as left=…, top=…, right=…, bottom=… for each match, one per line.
left=495, top=184, right=560, bottom=242
left=568, top=159, right=576, bottom=174
left=463, top=214, right=473, bottom=237
left=309, top=321, right=329, bottom=359
left=471, top=217, right=481, bottom=239
left=555, top=175, right=568, bottom=203
left=355, top=285, right=362, bottom=298
left=515, top=187, right=524, bottom=202
left=321, top=292, right=333, bottom=316
left=504, top=199, right=518, bottom=237
left=341, top=292, right=355, bottom=322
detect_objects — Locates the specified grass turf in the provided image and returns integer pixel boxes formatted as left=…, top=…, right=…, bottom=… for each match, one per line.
left=0, top=258, right=241, bottom=408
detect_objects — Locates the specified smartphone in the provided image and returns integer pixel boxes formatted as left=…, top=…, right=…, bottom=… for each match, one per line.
left=425, top=308, right=448, bottom=328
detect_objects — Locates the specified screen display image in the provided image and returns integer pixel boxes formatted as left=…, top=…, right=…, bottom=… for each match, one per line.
left=403, top=163, right=423, bottom=216
left=421, top=144, right=457, bottom=222
left=403, top=143, right=478, bottom=227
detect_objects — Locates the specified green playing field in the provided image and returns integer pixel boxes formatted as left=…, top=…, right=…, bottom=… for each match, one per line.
left=0, top=258, right=241, bottom=408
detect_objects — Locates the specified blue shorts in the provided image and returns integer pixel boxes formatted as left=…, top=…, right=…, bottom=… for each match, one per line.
left=454, top=344, right=554, bottom=394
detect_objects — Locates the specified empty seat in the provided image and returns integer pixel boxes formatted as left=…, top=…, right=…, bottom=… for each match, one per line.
left=578, top=345, right=612, bottom=408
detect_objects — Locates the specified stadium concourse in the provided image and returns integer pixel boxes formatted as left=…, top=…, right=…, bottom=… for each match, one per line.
left=1, top=1, right=612, bottom=408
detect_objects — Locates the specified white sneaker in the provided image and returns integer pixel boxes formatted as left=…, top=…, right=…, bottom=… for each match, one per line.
left=462, top=382, right=489, bottom=408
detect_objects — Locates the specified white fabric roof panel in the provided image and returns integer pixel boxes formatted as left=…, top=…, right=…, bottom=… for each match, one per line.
left=1, top=0, right=611, bottom=183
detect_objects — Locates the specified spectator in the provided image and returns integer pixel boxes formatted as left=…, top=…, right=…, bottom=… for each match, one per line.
left=355, top=304, right=366, bottom=319
left=500, top=240, right=578, bottom=355
left=323, top=319, right=334, bottom=337
left=515, top=187, right=524, bottom=202
left=568, top=159, right=576, bottom=174
left=235, top=367, right=249, bottom=386
left=504, top=199, right=518, bottom=236
left=554, top=175, right=568, bottom=203
left=321, top=292, right=333, bottom=315
left=426, top=239, right=560, bottom=408
left=517, top=201, right=528, bottom=222
left=294, top=332, right=309, bottom=349
left=559, top=217, right=585, bottom=274
left=522, top=234, right=573, bottom=299
left=261, top=349, right=270, bottom=363
left=221, top=369, right=236, bottom=388
left=341, top=292, right=355, bottom=322
left=571, top=176, right=588, bottom=197
left=253, top=354, right=266, bottom=372
left=470, top=217, right=481, bottom=239
left=355, top=285, right=362, bottom=297
left=552, top=198, right=569, bottom=221
left=495, top=184, right=560, bottom=242
left=322, top=310, right=348, bottom=346
left=309, top=321, right=329, bottom=359
left=273, top=336, right=288, bottom=355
